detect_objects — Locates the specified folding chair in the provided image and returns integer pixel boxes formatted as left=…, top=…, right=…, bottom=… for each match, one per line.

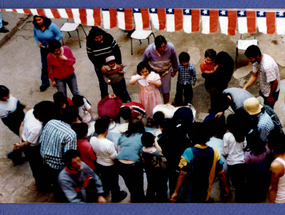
left=60, top=22, right=87, bottom=48
left=130, top=30, right=155, bottom=55
left=236, top=34, right=258, bottom=68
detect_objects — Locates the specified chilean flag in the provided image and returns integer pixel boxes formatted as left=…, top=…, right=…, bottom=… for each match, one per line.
left=201, top=9, right=219, bottom=34
left=219, top=10, right=237, bottom=36
left=256, top=11, right=275, bottom=34
left=133, top=8, right=150, bottom=30
left=117, top=8, right=133, bottom=30
left=183, top=9, right=200, bottom=33
left=237, top=10, right=256, bottom=34
left=149, top=8, right=166, bottom=30
left=276, top=11, right=285, bottom=35
left=166, top=8, right=183, bottom=32
left=102, top=8, right=117, bottom=29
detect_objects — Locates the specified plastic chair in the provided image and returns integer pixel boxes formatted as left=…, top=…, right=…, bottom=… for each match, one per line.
left=60, top=22, right=87, bottom=48
left=236, top=34, right=258, bottom=68
left=130, top=30, right=155, bottom=55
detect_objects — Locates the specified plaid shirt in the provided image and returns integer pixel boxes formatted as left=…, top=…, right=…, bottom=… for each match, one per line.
left=257, top=111, right=274, bottom=142
left=40, top=120, right=77, bottom=170
left=177, top=62, right=197, bottom=85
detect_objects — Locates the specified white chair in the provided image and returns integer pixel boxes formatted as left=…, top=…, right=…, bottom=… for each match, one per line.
left=236, top=34, right=258, bottom=68
left=130, top=30, right=155, bottom=55
left=60, top=22, right=87, bottom=48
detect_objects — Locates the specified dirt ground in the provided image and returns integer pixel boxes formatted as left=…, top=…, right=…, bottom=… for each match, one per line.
left=1, top=11, right=285, bottom=203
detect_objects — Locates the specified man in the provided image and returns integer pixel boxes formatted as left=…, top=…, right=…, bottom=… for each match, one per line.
left=58, top=149, right=106, bottom=203
left=243, top=45, right=280, bottom=108
left=142, top=35, right=178, bottom=104
left=40, top=106, right=78, bottom=189
left=243, top=97, right=283, bottom=143
left=86, top=27, right=122, bottom=99
left=170, top=122, right=228, bottom=203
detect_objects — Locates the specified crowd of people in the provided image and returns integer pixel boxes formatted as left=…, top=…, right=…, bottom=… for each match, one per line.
left=1, top=15, right=285, bottom=204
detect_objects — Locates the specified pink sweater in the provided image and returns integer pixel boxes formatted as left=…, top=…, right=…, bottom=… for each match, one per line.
left=47, top=46, right=76, bottom=82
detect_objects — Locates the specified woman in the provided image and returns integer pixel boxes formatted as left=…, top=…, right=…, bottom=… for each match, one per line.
left=116, top=118, right=145, bottom=203
left=33, top=15, right=62, bottom=92
left=47, top=39, right=80, bottom=96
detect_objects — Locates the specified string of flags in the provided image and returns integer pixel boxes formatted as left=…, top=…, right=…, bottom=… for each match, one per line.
left=1, top=8, right=285, bottom=35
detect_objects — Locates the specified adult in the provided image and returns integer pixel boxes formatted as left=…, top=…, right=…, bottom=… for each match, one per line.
left=142, top=35, right=178, bottom=104
left=47, top=39, right=80, bottom=96
left=58, top=150, right=106, bottom=203
left=97, top=94, right=123, bottom=122
left=243, top=45, right=280, bottom=108
left=116, top=118, right=145, bottom=203
left=86, top=27, right=122, bottom=99
left=33, top=15, right=62, bottom=92
left=0, top=12, right=9, bottom=33
left=170, top=122, right=228, bottom=203
left=268, top=131, right=285, bottom=203
left=40, top=106, right=78, bottom=190
left=243, top=97, right=283, bottom=143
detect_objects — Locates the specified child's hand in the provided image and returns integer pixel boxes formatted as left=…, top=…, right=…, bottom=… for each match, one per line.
left=106, top=79, right=111, bottom=85
left=58, top=54, right=68, bottom=61
left=192, top=83, right=196, bottom=87
left=109, top=94, right=116, bottom=99
left=214, top=65, right=218, bottom=71
left=148, top=80, right=155, bottom=85
left=171, top=72, right=176, bottom=77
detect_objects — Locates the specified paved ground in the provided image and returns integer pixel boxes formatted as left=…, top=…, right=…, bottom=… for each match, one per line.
left=1, top=11, right=285, bottom=203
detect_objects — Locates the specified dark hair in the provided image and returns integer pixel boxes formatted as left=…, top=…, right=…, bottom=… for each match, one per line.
left=155, top=35, right=167, bottom=48
left=153, top=111, right=165, bottom=125
left=62, top=106, right=79, bottom=125
left=33, top=15, right=52, bottom=29
left=95, top=117, right=109, bottom=135
left=219, top=94, right=231, bottom=112
left=87, top=26, right=106, bottom=39
left=227, top=114, right=245, bottom=142
left=53, top=91, right=68, bottom=105
left=215, top=51, right=234, bottom=66
left=0, top=85, right=9, bottom=99
left=49, top=39, right=62, bottom=53
left=204, top=49, right=216, bottom=60
left=119, top=106, right=132, bottom=121
left=137, top=61, right=151, bottom=75
left=245, top=45, right=261, bottom=58
left=268, top=130, right=285, bottom=154
left=72, top=95, right=90, bottom=107
left=72, top=123, right=88, bottom=139
left=33, top=101, right=57, bottom=125
left=63, top=150, right=81, bottom=168
left=179, top=52, right=190, bottom=63
left=141, top=132, right=155, bottom=147
left=191, top=122, right=210, bottom=145
left=245, top=129, right=266, bottom=155
left=125, top=118, right=145, bottom=137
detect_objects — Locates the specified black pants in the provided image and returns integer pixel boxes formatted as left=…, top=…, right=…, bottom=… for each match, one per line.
left=117, top=161, right=145, bottom=203
left=228, top=163, right=246, bottom=203
left=95, top=163, right=121, bottom=198
left=174, top=82, right=193, bottom=105
left=94, top=66, right=108, bottom=99
left=111, top=78, right=131, bottom=103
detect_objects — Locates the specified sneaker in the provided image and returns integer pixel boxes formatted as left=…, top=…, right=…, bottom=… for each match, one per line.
left=2, top=20, right=9, bottom=26
left=40, top=84, right=50, bottom=92
left=111, top=190, right=127, bottom=202
left=0, top=27, right=9, bottom=33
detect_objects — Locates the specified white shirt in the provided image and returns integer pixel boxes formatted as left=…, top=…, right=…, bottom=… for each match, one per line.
left=153, top=104, right=179, bottom=119
left=274, top=157, right=285, bottom=203
left=21, top=109, right=43, bottom=146
left=78, top=98, right=91, bottom=123
left=90, top=136, right=117, bottom=166
left=0, top=95, right=18, bottom=118
left=223, top=132, right=245, bottom=166
left=253, top=54, right=280, bottom=97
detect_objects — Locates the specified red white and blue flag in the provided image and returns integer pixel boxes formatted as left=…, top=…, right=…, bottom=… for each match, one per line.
left=276, top=11, right=285, bottom=35
left=183, top=9, right=200, bottom=33
left=133, top=8, right=150, bottom=30
left=219, top=10, right=237, bottom=36
left=237, top=10, right=256, bottom=34
left=149, top=8, right=166, bottom=30
left=117, top=8, right=133, bottom=30
left=201, top=9, right=219, bottom=34
left=166, top=8, right=183, bottom=32
left=256, top=11, right=275, bottom=34
left=102, top=8, right=117, bottom=29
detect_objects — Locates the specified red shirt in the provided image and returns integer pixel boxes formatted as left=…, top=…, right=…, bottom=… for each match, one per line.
left=121, top=102, right=146, bottom=119
left=200, top=58, right=216, bottom=73
left=77, top=139, right=96, bottom=170
left=47, top=46, right=76, bottom=82
left=97, top=95, right=123, bottom=119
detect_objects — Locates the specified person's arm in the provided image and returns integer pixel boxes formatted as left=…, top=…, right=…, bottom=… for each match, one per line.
left=47, top=55, right=56, bottom=86
left=148, top=75, right=162, bottom=88
left=192, top=65, right=197, bottom=86
left=51, top=22, right=63, bottom=41
left=243, top=72, right=258, bottom=90
left=59, top=47, right=76, bottom=66
left=222, top=134, right=229, bottom=157
left=130, top=75, right=143, bottom=85
left=87, top=108, right=97, bottom=120
left=170, top=170, right=187, bottom=202
left=268, top=161, right=283, bottom=203
left=33, top=27, right=42, bottom=47
left=217, top=170, right=229, bottom=197
left=117, top=145, right=120, bottom=153
left=266, top=79, right=279, bottom=106
left=109, top=143, right=118, bottom=160
left=154, top=136, right=162, bottom=152
left=18, top=121, right=24, bottom=143
left=59, top=177, right=83, bottom=203
left=202, top=65, right=218, bottom=74
left=171, top=46, right=179, bottom=73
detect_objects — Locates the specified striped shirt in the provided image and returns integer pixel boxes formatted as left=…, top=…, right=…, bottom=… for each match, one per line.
left=253, top=54, right=280, bottom=97
left=40, top=120, right=77, bottom=170
left=120, top=102, right=146, bottom=119
left=177, top=62, right=197, bottom=85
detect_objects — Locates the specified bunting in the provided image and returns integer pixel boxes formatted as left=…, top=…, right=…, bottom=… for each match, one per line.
left=117, top=8, right=133, bottom=30
left=237, top=10, right=256, bottom=34
left=219, top=10, right=237, bottom=36
left=276, top=11, right=285, bottom=35
left=256, top=11, right=275, bottom=34
left=166, top=8, right=183, bottom=32
left=149, top=8, right=166, bottom=30
left=183, top=9, right=200, bottom=33
left=201, top=9, right=219, bottom=34
left=133, top=8, right=150, bottom=30
left=102, top=8, right=117, bottom=29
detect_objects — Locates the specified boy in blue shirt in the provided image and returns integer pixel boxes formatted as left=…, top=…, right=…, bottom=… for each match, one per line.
left=173, top=52, right=197, bottom=106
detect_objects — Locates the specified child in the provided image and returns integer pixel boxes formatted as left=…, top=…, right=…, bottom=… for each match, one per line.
left=90, top=117, right=127, bottom=202
left=53, top=91, right=74, bottom=116
left=173, top=52, right=197, bottom=106
left=141, top=132, right=168, bottom=202
left=130, top=61, right=163, bottom=120
left=223, top=114, right=246, bottom=203
left=101, top=56, right=131, bottom=103
left=72, top=95, right=97, bottom=123
left=200, top=49, right=218, bottom=92
left=119, top=102, right=146, bottom=122
left=71, top=123, right=96, bottom=171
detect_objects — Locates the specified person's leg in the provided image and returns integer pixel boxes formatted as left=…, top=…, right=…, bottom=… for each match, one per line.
left=94, top=67, right=108, bottom=99
left=155, top=169, right=169, bottom=202
left=174, top=82, right=183, bottom=105
left=66, top=73, right=80, bottom=96
left=40, top=48, right=50, bottom=89
left=111, top=78, right=131, bottom=103
left=0, top=12, right=8, bottom=32
left=145, top=169, right=156, bottom=202
left=184, top=84, right=193, bottom=104
left=228, top=164, right=246, bottom=203
left=54, top=78, right=67, bottom=96
left=0, top=12, right=2, bottom=29
left=159, top=72, right=171, bottom=104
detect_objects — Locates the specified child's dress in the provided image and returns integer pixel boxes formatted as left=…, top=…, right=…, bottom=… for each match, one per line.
left=130, top=72, right=162, bottom=118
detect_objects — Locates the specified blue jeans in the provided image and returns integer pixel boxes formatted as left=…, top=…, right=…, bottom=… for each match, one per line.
left=0, top=12, right=3, bottom=29
left=111, top=78, right=131, bottom=103
left=40, top=47, right=50, bottom=86
left=54, top=73, right=80, bottom=96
